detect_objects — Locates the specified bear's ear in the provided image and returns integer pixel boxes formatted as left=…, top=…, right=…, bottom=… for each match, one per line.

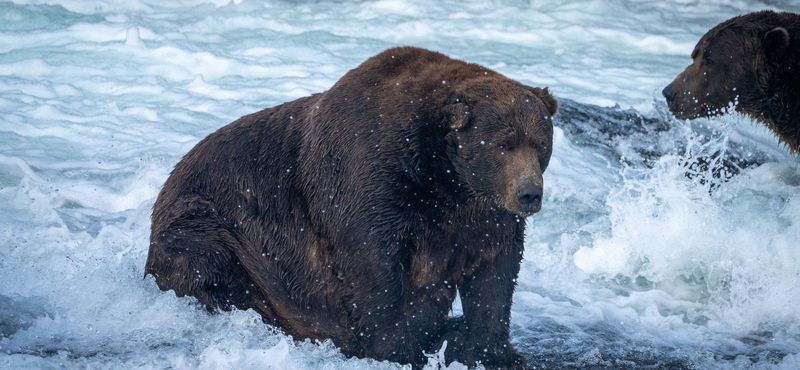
left=764, top=27, right=790, bottom=56
left=529, top=86, right=558, bottom=117
left=443, top=92, right=469, bottom=130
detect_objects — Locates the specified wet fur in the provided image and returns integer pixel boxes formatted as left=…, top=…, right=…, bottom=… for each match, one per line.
left=663, top=11, right=800, bottom=153
left=145, top=46, right=556, bottom=369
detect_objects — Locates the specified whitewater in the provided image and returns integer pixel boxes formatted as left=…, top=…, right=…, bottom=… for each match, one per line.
left=1, top=0, right=799, bottom=369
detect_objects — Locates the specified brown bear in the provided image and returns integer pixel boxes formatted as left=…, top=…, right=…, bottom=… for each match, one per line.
left=662, top=11, right=800, bottom=153
left=145, top=46, right=557, bottom=370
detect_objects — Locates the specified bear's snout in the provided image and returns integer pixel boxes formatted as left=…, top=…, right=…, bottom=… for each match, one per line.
left=662, top=83, right=678, bottom=107
left=516, top=183, right=543, bottom=208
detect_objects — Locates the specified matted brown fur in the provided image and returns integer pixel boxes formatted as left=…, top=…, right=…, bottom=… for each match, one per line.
left=663, top=11, right=800, bottom=153
left=145, top=46, right=557, bottom=370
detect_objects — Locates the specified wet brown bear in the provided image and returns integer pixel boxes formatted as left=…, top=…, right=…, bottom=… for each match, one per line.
left=662, top=11, right=800, bottom=153
left=145, top=46, right=557, bottom=369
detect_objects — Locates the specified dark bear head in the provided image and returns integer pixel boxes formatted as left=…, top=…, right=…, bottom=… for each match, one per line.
left=662, top=11, right=791, bottom=121
left=444, top=81, right=557, bottom=217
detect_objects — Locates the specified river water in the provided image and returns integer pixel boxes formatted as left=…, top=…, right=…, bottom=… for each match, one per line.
left=1, top=1, right=799, bottom=369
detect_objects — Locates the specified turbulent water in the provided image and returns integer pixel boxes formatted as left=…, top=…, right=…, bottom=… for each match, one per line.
left=2, top=0, right=800, bottom=369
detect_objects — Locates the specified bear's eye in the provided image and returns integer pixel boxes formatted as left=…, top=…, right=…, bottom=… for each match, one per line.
left=497, top=141, right=514, bottom=151
left=497, top=131, right=516, bottom=151
left=704, top=57, right=714, bottom=66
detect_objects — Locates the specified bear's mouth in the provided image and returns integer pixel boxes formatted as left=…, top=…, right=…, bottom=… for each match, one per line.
left=489, top=196, right=542, bottom=218
left=667, top=100, right=713, bottom=120
left=518, top=204, right=542, bottom=217
left=501, top=200, right=542, bottom=218
left=695, top=103, right=731, bottom=119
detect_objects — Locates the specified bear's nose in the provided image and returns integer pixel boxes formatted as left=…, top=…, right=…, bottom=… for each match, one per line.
left=517, top=183, right=542, bottom=207
left=662, top=84, right=677, bottom=106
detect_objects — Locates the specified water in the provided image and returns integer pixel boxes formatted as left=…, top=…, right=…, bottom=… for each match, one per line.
left=1, top=0, right=799, bottom=369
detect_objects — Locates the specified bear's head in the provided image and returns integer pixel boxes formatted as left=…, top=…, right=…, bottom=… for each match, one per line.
left=443, top=81, right=557, bottom=217
left=662, top=12, right=791, bottom=121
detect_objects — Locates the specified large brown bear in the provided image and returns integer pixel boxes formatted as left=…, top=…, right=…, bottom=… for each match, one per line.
left=145, top=46, right=557, bottom=370
left=662, top=11, right=800, bottom=153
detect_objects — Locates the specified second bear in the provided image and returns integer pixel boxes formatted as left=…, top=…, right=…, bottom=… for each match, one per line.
left=663, top=11, right=800, bottom=153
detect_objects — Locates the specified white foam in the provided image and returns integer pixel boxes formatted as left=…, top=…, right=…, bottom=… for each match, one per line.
left=125, top=26, right=143, bottom=49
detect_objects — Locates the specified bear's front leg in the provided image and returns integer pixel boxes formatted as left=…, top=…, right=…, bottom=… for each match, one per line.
left=435, top=241, right=530, bottom=370
left=339, top=246, right=456, bottom=369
